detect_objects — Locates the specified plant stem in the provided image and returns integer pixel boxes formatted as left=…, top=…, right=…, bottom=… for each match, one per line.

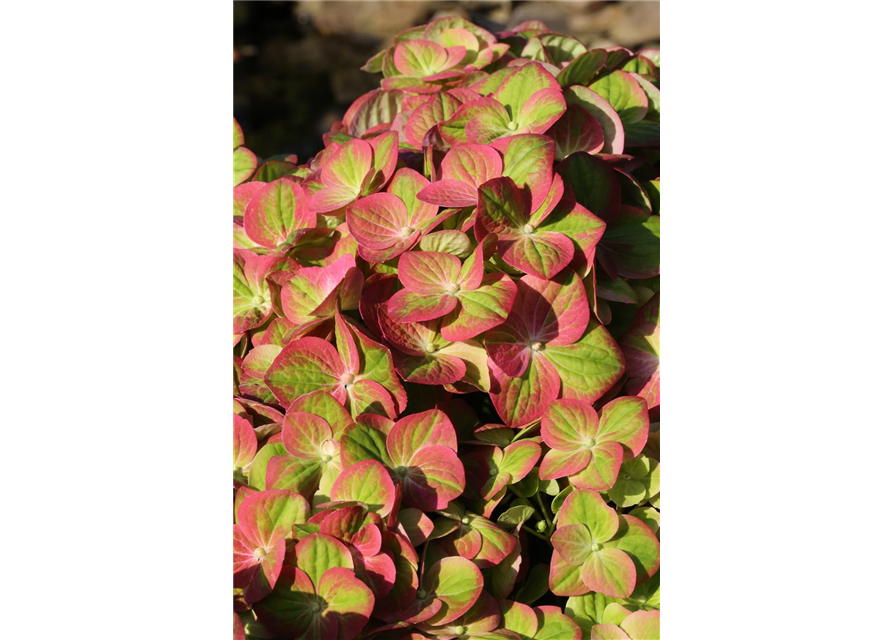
left=522, top=525, right=550, bottom=541
left=535, top=492, right=553, bottom=531
left=508, top=486, right=540, bottom=515
left=419, top=540, right=430, bottom=581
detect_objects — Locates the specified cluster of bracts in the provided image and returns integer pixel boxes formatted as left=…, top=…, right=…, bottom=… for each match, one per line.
left=234, top=16, right=660, bottom=640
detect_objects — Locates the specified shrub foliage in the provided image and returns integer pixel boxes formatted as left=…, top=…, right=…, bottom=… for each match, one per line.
left=234, top=16, right=660, bottom=640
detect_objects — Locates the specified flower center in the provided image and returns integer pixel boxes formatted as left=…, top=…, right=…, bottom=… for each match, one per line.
left=489, top=467, right=498, bottom=476
left=253, top=547, right=267, bottom=561
left=425, top=342, right=437, bottom=353
left=455, top=626, right=467, bottom=636
left=340, top=373, right=355, bottom=386
left=310, top=601, right=322, bottom=613
left=591, top=542, right=603, bottom=552
left=584, top=437, right=596, bottom=448
left=251, top=295, right=264, bottom=306
left=530, top=342, right=543, bottom=352
left=400, top=226, right=413, bottom=237
left=321, top=454, right=333, bottom=463
left=523, top=223, right=534, bottom=234
left=446, top=282, right=460, bottom=294
left=461, top=516, right=471, bottom=525
left=508, top=121, right=519, bottom=131
left=416, top=588, right=428, bottom=599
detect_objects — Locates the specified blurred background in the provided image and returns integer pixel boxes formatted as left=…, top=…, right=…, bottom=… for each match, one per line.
left=234, top=1, right=659, bottom=160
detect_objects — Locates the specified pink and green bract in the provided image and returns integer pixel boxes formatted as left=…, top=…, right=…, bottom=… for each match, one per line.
left=591, top=611, right=660, bottom=640
left=386, top=240, right=518, bottom=341
left=440, top=63, right=567, bottom=144
left=549, top=489, right=659, bottom=599
left=264, top=311, right=407, bottom=419
left=502, top=600, right=583, bottom=640
left=233, top=490, right=310, bottom=604
left=253, top=533, right=375, bottom=639
left=234, top=13, right=659, bottom=640
left=475, top=172, right=605, bottom=280
left=483, top=272, right=626, bottom=427
left=538, top=397, right=650, bottom=491
left=339, top=408, right=466, bottom=512
left=431, top=502, right=519, bottom=569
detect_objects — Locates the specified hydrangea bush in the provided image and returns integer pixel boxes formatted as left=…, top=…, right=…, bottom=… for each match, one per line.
left=234, top=16, right=659, bottom=640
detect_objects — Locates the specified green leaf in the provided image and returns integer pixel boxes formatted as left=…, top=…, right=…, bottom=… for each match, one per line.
left=361, top=49, right=385, bottom=73
left=598, top=207, right=660, bottom=279
left=607, top=475, right=647, bottom=508
left=251, top=566, right=319, bottom=638
left=628, top=507, right=660, bottom=536
left=589, top=71, right=648, bottom=125
left=497, top=505, right=536, bottom=529
left=513, top=469, right=541, bottom=497
left=551, top=486, right=573, bottom=514
left=616, top=171, right=652, bottom=215
left=515, top=563, right=550, bottom=604
left=597, top=273, right=639, bottom=304
left=253, top=160, right=299, bottom=183
left=556, top=49, right=607, bottom=87
left=556, top=153, right=618, bottom=222
left=539, top=34, right=586, bottom=64
left=521, top=37, right=548, bottom=62
left=539, top=476, right=562, bottom=496
left=631, top=74, right=660, bottom=116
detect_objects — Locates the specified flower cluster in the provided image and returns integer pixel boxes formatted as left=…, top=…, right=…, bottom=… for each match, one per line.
left=234, top=16, right=659, bottom=640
